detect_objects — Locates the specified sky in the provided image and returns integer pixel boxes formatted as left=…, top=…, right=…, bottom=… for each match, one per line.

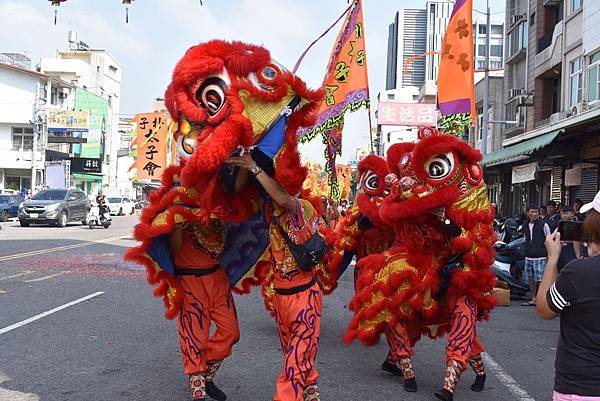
left=0, top=0, right=503, bottom=163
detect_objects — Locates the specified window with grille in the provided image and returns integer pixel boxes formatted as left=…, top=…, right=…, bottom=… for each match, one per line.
left=11, top=127, right=34, bottom=151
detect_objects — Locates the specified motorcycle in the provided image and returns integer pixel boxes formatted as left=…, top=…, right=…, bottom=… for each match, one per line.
left=88, top=202, right=112, bottom=229
left=492, top=232, right=529, bottom=297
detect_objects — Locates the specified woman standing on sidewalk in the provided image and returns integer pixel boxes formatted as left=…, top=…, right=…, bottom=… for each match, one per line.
left=536, top=191, right=600, bottom=401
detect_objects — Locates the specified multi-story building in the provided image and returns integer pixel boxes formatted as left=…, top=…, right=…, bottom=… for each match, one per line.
left=386, top=2, right=461, bottom=91
left=40, top=34, right=122, bottom=195
left=473, top=16, right=506, bottom=83
left=0, top=56, right=75, bottom=193
left=483, top=0, right=600, bottom=217
left=386, top=9, right=427, bottom=89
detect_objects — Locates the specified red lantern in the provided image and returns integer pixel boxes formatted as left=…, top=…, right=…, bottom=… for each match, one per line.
left=122, top=0, right=135, bottom=23
left=48, top=0, right=67, bottom=25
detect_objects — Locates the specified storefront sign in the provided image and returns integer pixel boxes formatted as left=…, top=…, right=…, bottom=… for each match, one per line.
left=70, top=157, right=102, bottom=174
left=47, top=135, right=88, bottom=144
left=512, top=162, right=537, bottom=184
left=47, top=110, right=89, bottom=132
left=131, top=112, right=168, bottom=180
left=377, top=102, right=437, bottom=126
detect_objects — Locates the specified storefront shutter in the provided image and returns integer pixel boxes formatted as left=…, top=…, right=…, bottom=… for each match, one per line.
left=571, top=166, right=598, bottom=203
left=550, top=166, right=563, bottom=203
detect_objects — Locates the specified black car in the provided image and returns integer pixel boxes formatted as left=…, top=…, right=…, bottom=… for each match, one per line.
left=18, top=188, right=90, bottom=227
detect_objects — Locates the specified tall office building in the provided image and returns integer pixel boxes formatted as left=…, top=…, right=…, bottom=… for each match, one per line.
left=386, top=9, right=427, bottom=89
left=386, top=2, right=455, bottom=90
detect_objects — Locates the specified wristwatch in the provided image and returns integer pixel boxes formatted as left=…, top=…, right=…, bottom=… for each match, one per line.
left=250, top=164, right=262, bottom=176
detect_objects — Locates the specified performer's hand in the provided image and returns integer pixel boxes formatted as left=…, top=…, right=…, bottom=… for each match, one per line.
left=224, top=153, right=256, bottom=171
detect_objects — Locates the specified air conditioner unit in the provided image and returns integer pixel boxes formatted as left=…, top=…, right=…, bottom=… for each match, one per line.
left=569, top=102, right=590, bottom=117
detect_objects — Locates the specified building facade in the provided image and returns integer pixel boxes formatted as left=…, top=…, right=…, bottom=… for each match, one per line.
left=483, top=0, right=600, bottom=218
left=40, top=37, right=122, bottom=195
left=0, top=58, right=75, bottom=193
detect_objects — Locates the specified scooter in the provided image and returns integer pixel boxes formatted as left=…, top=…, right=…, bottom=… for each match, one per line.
left=88, top=202, right=112, bottom=229
left=492, top=233, right=529, bottom=297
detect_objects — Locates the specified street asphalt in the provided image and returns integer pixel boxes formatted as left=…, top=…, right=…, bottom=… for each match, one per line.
left=0, top=215, right=560, bottom=401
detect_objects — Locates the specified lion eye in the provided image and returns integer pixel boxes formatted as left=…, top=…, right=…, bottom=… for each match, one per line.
left=425, top=153, right=455, bottom=179
left=195, top=77, right=227, bottom=116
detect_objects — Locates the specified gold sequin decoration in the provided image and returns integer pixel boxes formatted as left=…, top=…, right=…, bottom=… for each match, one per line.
left=453, top=185, right=490, bottom=213
left=239, top=88, right=296, bottom=141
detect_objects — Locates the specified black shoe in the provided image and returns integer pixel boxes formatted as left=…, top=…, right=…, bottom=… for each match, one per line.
left=380, top=361, right=402, bottom=376
left=434, top=389, right=454, bottom=401
left=205, top=381, right=227, bottom=401
left=471, top=374, right=486, bottom=392
left=403, top=378, right=417, bottom=392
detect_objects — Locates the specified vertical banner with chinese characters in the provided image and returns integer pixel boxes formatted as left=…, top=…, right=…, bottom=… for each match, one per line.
left=132, top=112, right=168, bottom=180
left=437, top=0, right=476, bottom=136
left=297, top=0, right=370, bottom=199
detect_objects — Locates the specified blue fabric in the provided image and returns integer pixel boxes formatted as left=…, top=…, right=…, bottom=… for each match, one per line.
left=221, top=212, right=270, bottom=286
left=148, top=234, right=175, bottom=276
left=256, top=116, right=286, bottom=159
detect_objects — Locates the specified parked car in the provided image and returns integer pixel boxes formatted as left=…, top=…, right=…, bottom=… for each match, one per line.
left=106, top=197, right=135, bottom=216
left=18, top=188, right=90, bottom=227
left=0, top=194, right=24, bottom=221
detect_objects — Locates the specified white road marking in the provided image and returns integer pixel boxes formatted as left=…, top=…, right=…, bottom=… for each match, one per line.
left=0, top=235, right=128, bottom=262
left=0, top=271, right=33, bottom=281
left=0, top=290, right=7, bottom=294
left=0, top=292, right=104, bottom=335
left=23, top=271, right=71, bottom=283
left=482, top=352, right=537, bottom=401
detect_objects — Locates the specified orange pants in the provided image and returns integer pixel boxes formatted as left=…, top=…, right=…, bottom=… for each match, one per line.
left=177, top=269, right=240, bottom=375
left=273, top=282, right=322, bottom=401
left=385, top=296, right=484, bottom=369
left=446, top=296, right=484, bottom=369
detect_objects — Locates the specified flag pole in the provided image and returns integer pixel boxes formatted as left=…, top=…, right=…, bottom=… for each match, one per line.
left=367, top=100, right=375, bottom=155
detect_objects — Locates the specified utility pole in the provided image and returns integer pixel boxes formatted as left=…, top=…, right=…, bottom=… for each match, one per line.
left=481, top=0, right=491, bottom=156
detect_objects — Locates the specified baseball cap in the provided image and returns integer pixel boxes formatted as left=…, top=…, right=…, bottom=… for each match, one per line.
left=580, top=190, right=600, bottom=213
left=562, top=205, right=574, bottom=212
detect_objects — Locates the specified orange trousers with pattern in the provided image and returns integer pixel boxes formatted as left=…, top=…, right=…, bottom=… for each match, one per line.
left=385, top=296, right=484, bottom=369
left=177, top=269, right=240, bottom=375
left=272, top=282, right=322, bottom=401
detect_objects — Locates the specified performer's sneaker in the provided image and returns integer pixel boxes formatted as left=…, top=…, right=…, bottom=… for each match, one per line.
left=471, top=374, right=486, bottom=392
left=403, top=377, right=418, bottom=393
left=205, top=381, right=227, bottom=401
left=380, top=360, right=402, bottom=376
left=434, top=389, right=454, bottom=401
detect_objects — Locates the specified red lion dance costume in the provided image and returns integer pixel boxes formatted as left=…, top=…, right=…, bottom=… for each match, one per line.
left=344, top=128, right=496, bottom=401
left=125, top=40, right=326, bottom=401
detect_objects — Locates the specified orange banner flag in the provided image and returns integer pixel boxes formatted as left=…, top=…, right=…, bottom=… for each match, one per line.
left=437, top=0, right=475, bottom=124
left=132, top=112, right=168, bottom=180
